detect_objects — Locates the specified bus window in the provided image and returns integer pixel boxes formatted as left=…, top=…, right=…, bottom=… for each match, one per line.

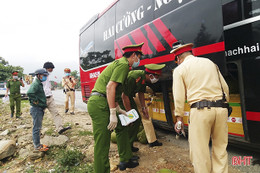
left=244, top=0, right=260, bottom=19
left=222, top=0, right=242, bottom=26
left=80, top=24, right=95, bottom=71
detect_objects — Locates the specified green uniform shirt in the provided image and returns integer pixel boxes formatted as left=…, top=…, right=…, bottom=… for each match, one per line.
left=6, top=79, right=22, bottom=94
left=27, top=78, right=47, bottom=108
left=123, top=70, right=146, bottom=97
left=92, top=57, right=129, bottom=99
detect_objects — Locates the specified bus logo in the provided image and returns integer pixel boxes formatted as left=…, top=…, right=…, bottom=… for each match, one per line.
left=89, top=71, right=100, bottom=79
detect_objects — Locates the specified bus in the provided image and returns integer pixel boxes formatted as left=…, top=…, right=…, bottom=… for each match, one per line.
left=79, top=0, right=260, bottom=149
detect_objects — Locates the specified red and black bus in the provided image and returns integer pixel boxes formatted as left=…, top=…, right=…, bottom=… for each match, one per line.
left=79, top=0, right=260, bottom=148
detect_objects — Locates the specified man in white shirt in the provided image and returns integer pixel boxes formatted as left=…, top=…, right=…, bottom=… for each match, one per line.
left=43, top=62, right=71, bottom=134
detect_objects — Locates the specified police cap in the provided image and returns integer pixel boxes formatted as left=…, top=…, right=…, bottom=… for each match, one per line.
left=122, top=42, right=144, bottom=55
left=12, top=71, right=19, bottom=75
left=144, top=64, right=166, bottom=75
left=170, top=41, right=193, bottom=58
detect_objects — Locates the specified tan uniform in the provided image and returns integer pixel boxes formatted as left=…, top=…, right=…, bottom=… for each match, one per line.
left=62, top=76, right=76, bottom=113
left=172, top=55, right=229, bottom=173
left=134, top=95, right=157, bottom=143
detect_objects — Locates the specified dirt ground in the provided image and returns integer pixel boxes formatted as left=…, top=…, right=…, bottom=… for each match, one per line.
left=0, top=100, right=240, bottom=173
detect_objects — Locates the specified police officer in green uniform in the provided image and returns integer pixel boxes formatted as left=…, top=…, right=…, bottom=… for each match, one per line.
left=120, top=64, right=165, bottom=151
left=5, top=71, right=24, bottom=118
left=87, top=42, right=144, bottom=173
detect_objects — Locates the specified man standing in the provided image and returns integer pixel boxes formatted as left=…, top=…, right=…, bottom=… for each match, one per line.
left=27, top=68, right=49, bottom=152
left=62, top=68, right=76, bottom=115
left=87, top=43, right=144, bottom=172
left=5, top=71, right=24, bottom=118
left=121, top=64, right=165, bottom=151
left=43, top=62, right=71, bottom=134
left=170, top=42, right=229, bottom=173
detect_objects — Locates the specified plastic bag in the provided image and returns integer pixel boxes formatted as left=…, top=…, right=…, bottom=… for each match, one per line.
left=2, top=96, right=9, bottom=103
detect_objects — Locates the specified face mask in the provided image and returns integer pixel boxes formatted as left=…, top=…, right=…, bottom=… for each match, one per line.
left=65, top=73, right=70, bottom=76
left=132, top=56, right=140, bottom=68
left=150, top=75, right=159, bottom=84
left=13, top=76, right=18, bottom=80
left=40, top=75, right=47, bottom=82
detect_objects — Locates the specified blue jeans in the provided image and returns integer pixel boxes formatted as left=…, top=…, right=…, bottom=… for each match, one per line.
left=30, top=106, right=44, bottom=149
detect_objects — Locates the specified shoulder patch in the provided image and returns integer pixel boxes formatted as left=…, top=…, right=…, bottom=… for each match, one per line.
left=136, top=77, right=141, bottom=83
left=142, top=79, right=145, bottom=84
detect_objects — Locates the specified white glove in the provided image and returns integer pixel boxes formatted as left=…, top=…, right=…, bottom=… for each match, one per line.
left=107, top=108, right=118, bottom=131
left=116, top=105, right=128, bottom=116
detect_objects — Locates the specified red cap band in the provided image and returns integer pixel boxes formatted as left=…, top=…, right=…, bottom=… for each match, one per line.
left=123, top=47, right=142, bottom=53
left=145, top=68, right=162, bottom=75
left=12, top=72, right=18, bottom=75
left=174, top=46, right=192, bottom=57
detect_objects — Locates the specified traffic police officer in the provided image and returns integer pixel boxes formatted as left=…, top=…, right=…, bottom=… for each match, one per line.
left=121, top=64, right=165, bottom=151
left=62, top=68, right=76, bottom=115
left=87, top=42, right=144, bottom=173
left=5, top=71, right=24, bottom=118
left=170, top=41, right=229, bottom=173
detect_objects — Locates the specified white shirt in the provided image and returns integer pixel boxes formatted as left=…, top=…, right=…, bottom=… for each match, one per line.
left=42, top=75, right=52, bottom=97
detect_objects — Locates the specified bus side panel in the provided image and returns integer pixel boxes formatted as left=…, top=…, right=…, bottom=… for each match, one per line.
left=224, top=19, right=260, bottom=143
left=79, top=5, right=117, bottom=101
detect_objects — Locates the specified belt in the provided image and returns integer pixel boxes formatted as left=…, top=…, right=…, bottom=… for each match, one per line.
left=191, top=100, right=229, bottom=109
left=90, top=92, right=106, bottom=98
left=46, top=96, right=52, bottom=98
left=66, top=89, right=75, bottom=92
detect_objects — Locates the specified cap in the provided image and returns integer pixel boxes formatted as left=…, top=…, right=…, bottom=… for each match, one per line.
left=170, top=41, right=194, bottom=58
left=12, top=71, right=19, bottom=75
left=64, top=68, right=71, bottom=73
left=35, top=68, right=49, bottom=76
left=43, top=62, right=55, bottom=69
left=144, top=64, right=166, bottom=75
left=122, top=42, right=144, bottom=55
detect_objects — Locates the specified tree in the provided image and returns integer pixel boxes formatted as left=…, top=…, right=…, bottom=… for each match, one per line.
left=0, top=57, right=24, bottom=81
left=70, top=70, right=81, bottom=89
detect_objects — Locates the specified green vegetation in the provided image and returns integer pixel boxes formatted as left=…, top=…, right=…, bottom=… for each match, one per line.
left=78, top=130, right=93, bottom=136
left=0, top=57, right=24, bottom=81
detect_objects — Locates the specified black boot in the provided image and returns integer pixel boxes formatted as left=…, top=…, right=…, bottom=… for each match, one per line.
left=65, top=109, right=69, bottom=113
left=131, top=146, right=139, bottom=152
left=130, top=155, right=140, bottom=161
left=118, top=160, right=139, bottom=171
left=149, top=140, right=163, bottom=147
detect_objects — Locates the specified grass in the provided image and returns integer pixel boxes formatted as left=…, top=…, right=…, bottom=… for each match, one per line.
left=45, top=127, right=55, bottom=136
left=78, top=130, right=93, bottom=136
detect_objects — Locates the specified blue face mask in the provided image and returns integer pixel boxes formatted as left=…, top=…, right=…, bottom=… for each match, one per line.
left=65, top=73, right=70, bottom=76
left=132, top=57, right=140, bottom=68
left=40, top=75, right=47, bottom=82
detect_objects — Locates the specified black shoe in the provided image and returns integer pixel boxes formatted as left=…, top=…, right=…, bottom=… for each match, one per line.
left=131, top=146, right=139, bottom=152
left=58, top=126, right=71, bottom=134
left=149, top=140, right=163, bottom=147
left=65, top=109, right=69, bottom=113
left=118, top=160, right=139, bottom=171
left=130, top=155, right=140, bottom=161
left=70, top=112, right=75, bottom=115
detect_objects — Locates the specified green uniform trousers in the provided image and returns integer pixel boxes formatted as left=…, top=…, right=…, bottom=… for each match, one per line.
left=87, top=95, right=132, bottom=173
left=128, top=98, right=141, bottom=147
left=118, top=97, right=141, bottom=147
left=9, top=93, right=21, bottom=117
